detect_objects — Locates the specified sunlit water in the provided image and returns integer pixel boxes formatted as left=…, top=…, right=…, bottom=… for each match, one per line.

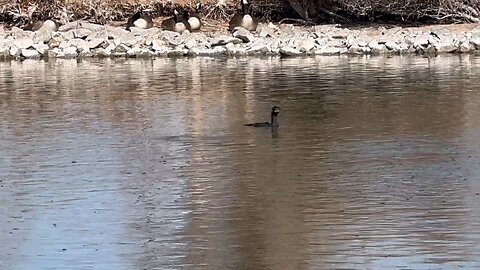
left=1, top=55, right=480, bottom=270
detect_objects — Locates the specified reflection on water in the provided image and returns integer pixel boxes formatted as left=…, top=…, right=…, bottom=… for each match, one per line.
left=1, top=55, right=480, bottom=269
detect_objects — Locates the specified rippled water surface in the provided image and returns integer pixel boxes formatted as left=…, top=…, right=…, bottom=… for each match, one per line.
left=1, top=55, right=480, bottom=269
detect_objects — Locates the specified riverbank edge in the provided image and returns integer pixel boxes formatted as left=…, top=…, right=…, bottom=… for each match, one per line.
left=1, top=21, right=480, bottom=61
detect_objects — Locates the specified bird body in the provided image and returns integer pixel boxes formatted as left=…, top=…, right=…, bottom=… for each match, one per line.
left=244, top=106, right=281, bottom=128
left=162, top=9, right=191, bottom=33
left=126, top=11, right=154, bottom=30
left=229, top=0, right=258, bottom=31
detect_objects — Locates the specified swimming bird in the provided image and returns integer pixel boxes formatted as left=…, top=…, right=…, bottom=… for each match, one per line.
left=161, top=9, right=191, bottom=33
left=228, top=0, right=258, bottom=32
left=184, top=4, right=202, bottom=31
left=126, top=11, right=154, bottom=31
left=244, top=106, right=281, bottom=128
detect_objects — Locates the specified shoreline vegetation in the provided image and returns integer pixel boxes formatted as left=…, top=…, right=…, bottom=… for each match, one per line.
left=0, top=0, right=480, bottom=60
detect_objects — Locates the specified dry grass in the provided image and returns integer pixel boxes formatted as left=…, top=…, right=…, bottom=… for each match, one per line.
left=1, top=0, right=479, bottom=27
left=287, top=0, right=480, bottom=23
left=0, top=0, right=247, bottom=26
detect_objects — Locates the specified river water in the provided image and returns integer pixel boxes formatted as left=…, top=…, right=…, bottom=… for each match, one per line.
left=1, top=55, right=480, bottom=270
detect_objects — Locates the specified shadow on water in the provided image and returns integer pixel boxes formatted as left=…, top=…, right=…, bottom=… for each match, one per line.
left=1, top=55, right=480, bottom=269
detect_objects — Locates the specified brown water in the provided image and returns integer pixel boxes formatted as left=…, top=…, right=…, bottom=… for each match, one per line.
left=1, top=55, right=480, bottom=270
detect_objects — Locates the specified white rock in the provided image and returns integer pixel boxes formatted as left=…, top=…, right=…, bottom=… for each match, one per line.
left=9, top=46, right=20, bottom=57
left=233, top=27, right=255, bottom=43
left=58, top=21, right=82, bottom=32
left=257, top=23, right=276, bottom=38
left=73, top=28, right=93, bottom=39
left=470, top=37, right=480, bottom=48
left=460, top=41, right=474, bottom=52
left=113, top=44, right=130, bottom=55
left=21, top=49, right=40, bottom=58
left=348, top=44, right=364, bottom=54
left=79, top=49, right=93, bottom=57
left=33, top=43, right=49, bottom=54
left=184, top=36, right=197, bottom=49
left=33, top=29, right=53, bottom=44
left=413, top=34, right=430, bottom=48
left=299, top=37, right=316, bottom=52
left=434, top=42, right=457, bottom=53
left=127, top=46, right=143, bottom=56
left=151, top=39, right=166, bottom=52
left=104, top=43, right=116, bottom=54
left=385, top=41, right=400, bottom=51
left=59, top=40, right=72, bottom=49
left=315, top=46, right=341, bottom=55
left=87, top=38, right=105, bottom=49
left=247, top=40, right=271, bottom=54
left=63, top=46, right=78, bottom=57
left=50, top=47, right=63, bottom=58
left=279, top=46, right=301, bottom=56
left=211, top=35, right=243, bottom=46
left=13, top=38, right=34, bottom=49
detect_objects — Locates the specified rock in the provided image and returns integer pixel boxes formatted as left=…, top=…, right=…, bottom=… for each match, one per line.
left=413, top=34, right=430, bottom=48
left=279, top=46, right=301, bottom=56
left=167, top=48, right=189, bottom=56
left=13, top=38, right=34, bottom=49
left=233, top=27, right=255, bottom=43
left=398, top=42, right=410, bottom=54
left=257, top=23, right=276, bottom=38
left=434, top=42, right=457, bottom=53
left=73, top=28, right=93, bottom=39
left=151, top=39, right=166, bottom=52
left=46, top=49, right=58, bottom=58
left=385, top=41, right=400, bottom=51
left=104, top=43, right=116, bottom=55
left=58, top=21, right=82, bottom=32
left=33, top=29, right=53, bottom=44
left=85, top=38, right=104, bottom=49
left=247, top=38, right=271, bottom=54
left=184, top=36, right=197, bottom=49
left=298, top=37, right=316, bottom=52
left=368, top=40, right=388, bottom=54
left=113, top=44, right=130, bottom=55
left=315, top=46, right=346, bottom=55
left=48, top=37, right=63, bottom=48
left=348, top=44, right=364, bottom=54
left=75, top=22, right=105, bottom=32
left=168, top=35, right=186, bottom=47
left=21, top=49, right=40, bottom=59
left=63, top=46, right=78, bottom=57
left=9, top=46, right=21, bottom=57
left=59, top=40, right=72, bottom=49
left=78, top=49, right=93, bottom=58
left=135, top=48, right=153, bottom=58
left=459, top=41, right=474, bottom=53
left=0, top=42, right=9, bottom=57
left=127, top=46, right=144, bottom=56
left=33, top=43, right=49, bottom=54
left=211, top=35, right=243, bottom=46
left=470, top=37, right=480, bottom=49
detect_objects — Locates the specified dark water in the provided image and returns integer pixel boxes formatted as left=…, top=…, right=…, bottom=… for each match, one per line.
left=1, top=55, right=480, bottom=270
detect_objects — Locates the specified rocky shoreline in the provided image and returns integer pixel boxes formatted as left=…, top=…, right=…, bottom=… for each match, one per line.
left=1, top=21, right=480, bottom=60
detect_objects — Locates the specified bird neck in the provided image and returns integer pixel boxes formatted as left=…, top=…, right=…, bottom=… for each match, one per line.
left=241, top=1, right=247, bottom=14
left=271, top=113, right=279, bottom=127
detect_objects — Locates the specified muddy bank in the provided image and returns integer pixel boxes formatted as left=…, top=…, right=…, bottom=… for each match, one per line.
left=1, top=21, right=480, bottom=60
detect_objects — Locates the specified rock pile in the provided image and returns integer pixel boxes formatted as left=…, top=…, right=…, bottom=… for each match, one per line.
left=1, top=21, right=480, bottom=60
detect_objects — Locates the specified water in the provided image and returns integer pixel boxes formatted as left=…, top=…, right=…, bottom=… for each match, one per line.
left=1, top=55, right=480, bottom=270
